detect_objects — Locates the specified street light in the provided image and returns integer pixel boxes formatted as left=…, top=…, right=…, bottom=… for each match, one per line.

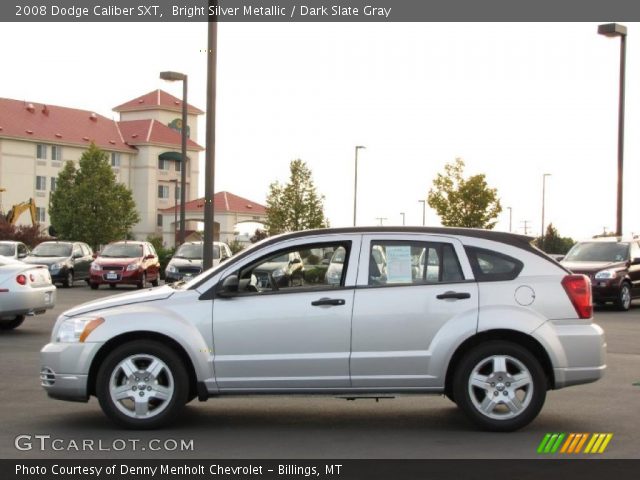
left=353, top=146, right=366, bottom=226
left=598, top=23, right=627, bottom=237
left=507, top=206, right=512, bottom=233
left=400, top=212, right=405, bottom=226
left=160, top=70, right=188, bottom=245
left=541, top=174, right=551, bottom=238
left=418, top=200, right=426, bottom=226
left=169, top=179, right=178, bottom=246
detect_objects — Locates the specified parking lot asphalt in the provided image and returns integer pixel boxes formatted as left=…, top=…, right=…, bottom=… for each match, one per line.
left=1, top=284, right=638, bottom=459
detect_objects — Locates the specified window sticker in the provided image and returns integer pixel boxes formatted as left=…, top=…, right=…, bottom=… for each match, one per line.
left=385, top=245, right=413, bottom=283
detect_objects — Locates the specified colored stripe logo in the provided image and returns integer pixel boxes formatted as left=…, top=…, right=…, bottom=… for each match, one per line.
left=537, top=433, right=613, bottom=454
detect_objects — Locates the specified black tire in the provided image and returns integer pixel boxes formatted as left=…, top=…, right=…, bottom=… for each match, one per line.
left=151, top=276, right=159, bottom=287
left=616, top=282, right=632, bottom=311
left=63, top=270, right=74, bottom=288
left=89, top=282, right=99, bottom=290
left=0, top=315, right=26, bottom=330
left=95, top=340, right=189, bottom=429
left=452, top=341, right=546, bottom=432
left=137, top=273, right=146, bottom=290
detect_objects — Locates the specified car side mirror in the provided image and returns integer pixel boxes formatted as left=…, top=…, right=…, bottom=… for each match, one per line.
left=291, top=258, right=301, bottom=264
left=145, top=254, right=155, bottom=260
left=632, top=257, right=640, bottom=266
left=217, top=275, right=239, bottom=297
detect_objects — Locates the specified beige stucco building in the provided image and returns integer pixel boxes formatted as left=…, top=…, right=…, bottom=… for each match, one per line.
left=0, top=90, right=204, bottom=242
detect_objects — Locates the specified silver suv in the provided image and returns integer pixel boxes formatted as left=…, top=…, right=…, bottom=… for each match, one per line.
left=40, top=228, right=606, bottom=431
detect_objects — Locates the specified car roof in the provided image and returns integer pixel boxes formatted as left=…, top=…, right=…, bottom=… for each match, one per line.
left=38, top=241, right=75, bottom=245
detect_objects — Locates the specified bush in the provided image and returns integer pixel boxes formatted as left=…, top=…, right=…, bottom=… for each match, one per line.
left=147, top=235, right=175, bottom=279
left=0, top=220, right=51, bottom=248
left=228, top=239, right=245, bottom=255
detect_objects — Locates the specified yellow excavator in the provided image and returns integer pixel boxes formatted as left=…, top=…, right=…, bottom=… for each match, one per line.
left=4, top=197, right=38, bottom=225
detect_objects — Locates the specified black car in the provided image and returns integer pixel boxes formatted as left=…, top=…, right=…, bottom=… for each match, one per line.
left=23, top=241, right=93, bottom=288
left=252, top=251, right=305, bottom=288
left=561, top=237, right=640, bottom=311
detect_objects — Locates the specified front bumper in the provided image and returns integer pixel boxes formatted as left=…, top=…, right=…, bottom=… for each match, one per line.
left=534, top=321, right=607, bottom=389
left=591, top=279, right=623, bottom=303
left=90, top=268, right=142, bottom=285
left=165, top=270, right=201, bottom=283
left=40, top=341, right=103, bottom=402
left=0, top=286, right=56, bottom=318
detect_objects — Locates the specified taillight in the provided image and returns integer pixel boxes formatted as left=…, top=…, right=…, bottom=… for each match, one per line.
left=16, top=274, right=27, bottom=286
left=562, top=274, right=592, bottom=319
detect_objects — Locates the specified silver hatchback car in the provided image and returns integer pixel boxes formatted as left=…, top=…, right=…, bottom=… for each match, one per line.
left=40, top=228, right=606, bottom=431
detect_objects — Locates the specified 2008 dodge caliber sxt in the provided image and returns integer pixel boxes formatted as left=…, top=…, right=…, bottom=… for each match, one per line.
left=40, top=227, right=606, bottom=431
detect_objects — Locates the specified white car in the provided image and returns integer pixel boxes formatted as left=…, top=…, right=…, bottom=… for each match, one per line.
left=165, top=241, right=232, bottom=283
left=0, top=255, right=56, bottom=330
left=41, top=227, right=605, bottom=431
left=0, top=240, right=30, bottom=260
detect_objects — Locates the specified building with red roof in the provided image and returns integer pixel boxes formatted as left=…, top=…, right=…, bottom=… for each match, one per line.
left=0, top=90, right=205, bottom=243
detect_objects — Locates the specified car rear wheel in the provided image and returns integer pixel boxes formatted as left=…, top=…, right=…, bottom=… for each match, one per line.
left=95, top=340, right=189, bottom=429
left=0, top=315, right=26, bottom=330
left=616, top=282, right=632, bottom=311
left=453, top=341, right=546, bottom=432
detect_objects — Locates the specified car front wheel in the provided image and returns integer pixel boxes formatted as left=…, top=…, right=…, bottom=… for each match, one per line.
left=95, top=340, right=189, bottom=429
left=616, top=282, right=632, bottom=311
left=452, top=341, right=546, bottom=432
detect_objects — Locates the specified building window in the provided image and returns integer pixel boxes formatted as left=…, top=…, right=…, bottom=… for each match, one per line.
left=36, top=207, right=46, bottom=223
left=175, top=160, right=182, bottom=172
left=111, top=152, right=121, bottom=167
left=157, top=214, right=163, bottom=227
left=35, top=176, right=47, bottom=191
left=175, top=185, right=181, bottom=201
left=158, top=158, right=169, bottom=170
left=50, top=177, right=57, bottom=192
left=36, top=144, right=47, bottom=160
left=51, top=145, right=62, bottom=161
left=158, top=185, right=169, bottom=199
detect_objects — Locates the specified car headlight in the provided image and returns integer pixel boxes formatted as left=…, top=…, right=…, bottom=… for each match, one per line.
left=272, top=268, right=285, bottom=278
left=594, top=269, right=617, bottom=279
left=50, top=263, right=63, bottom=272
left=126, top=263, right=140, bottom=271
left=56, top=317, right=105, bottom=343
left=91, top=263, right=102, bottom=271
left=166, top=264, right=178, bottom=273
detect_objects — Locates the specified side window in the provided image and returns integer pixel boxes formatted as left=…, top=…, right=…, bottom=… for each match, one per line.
left=72, top=244, right=83, bottom=258
left=465, top=247, right=524, bottom=282
left=630, top=242, right=640, bottom=261
left=17, top=243, right=28, bottom=257
left=368, top=241, right=463, bottom=286
left=234, top=242, right=351, bottom=294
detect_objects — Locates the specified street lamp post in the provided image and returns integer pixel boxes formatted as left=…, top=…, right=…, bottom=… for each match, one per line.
left=507, top=206, right=512, bottom=233
left=541, top=173, right=551, bottom=238
left=418, top=200, right=426, bottom=226
left=400, top=212, right=405, bottom=226
left=169, top=179, right=178, bottom=246
left=353, top=146, right=366, bottom=227
left=598, top=23, right=627, bottom=237
left=160, top=70, right=188, bottom=245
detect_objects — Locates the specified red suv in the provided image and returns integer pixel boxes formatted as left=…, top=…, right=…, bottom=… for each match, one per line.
left=89, top=241, right=160, bottom=290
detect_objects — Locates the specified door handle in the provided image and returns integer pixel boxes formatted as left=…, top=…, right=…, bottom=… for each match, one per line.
left=436, top=291, right=471, bottom=300
left=311, top=298, right=346, bottom=306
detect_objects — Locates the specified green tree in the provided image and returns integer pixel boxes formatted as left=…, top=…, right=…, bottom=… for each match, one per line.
left=265, top=159, right=329, bottom=235
left=49, top=143, right=140, bottom=249
left=536, top=224, right=575, bottom=254
left=427, top=158, right=502, bottom=229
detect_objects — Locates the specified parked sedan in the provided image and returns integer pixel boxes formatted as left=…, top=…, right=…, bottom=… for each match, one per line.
left=165, top=241, right=232, bottom=283
left=90, top=241, right=160, bottom=290
left=0, top=241, right=30, bottom=260
left=253, top=250, right=304, bottom=288
left=0, top=256, right=56, bottom=330
left=22, top=241, right=93, bottom=288
left=41, top=227, right=604, bottom=431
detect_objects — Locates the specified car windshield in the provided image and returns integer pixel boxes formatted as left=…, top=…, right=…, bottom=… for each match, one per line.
left=0, top=244, right=15, bottom=256
left=174, top=244, right=220, bottom=260
left=31, top=243, right=72, bottom=257
left=564, top=242, right=629, bottom=263
left=100, top=244, right=143, bottom=258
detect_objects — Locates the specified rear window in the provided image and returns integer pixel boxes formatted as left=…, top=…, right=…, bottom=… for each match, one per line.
left=465, top=247, right=523, bottom=282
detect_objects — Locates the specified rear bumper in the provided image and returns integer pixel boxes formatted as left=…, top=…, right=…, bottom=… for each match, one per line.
left=533, top=321, right=606, bottom=389
left=0, top=286, right=56, bottom=318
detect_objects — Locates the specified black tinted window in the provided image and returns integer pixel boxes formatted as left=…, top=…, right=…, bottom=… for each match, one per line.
left=465, top=247, right=523, bottom=282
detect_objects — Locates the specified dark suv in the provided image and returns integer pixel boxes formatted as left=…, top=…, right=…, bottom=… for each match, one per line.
left=561, top=237, right=640, bottom=310
left=23, top=241, right=93, bottom=288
